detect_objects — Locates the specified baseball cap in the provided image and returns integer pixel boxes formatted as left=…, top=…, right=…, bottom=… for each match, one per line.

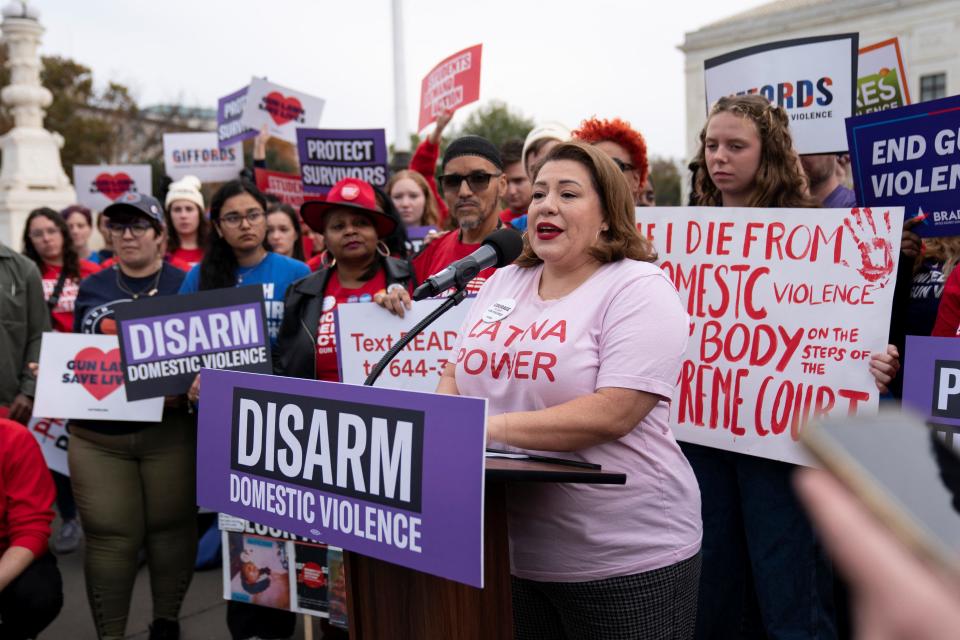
left=300, top=178, right=397, bottom=238
left=103, top=192, right=165, bottom=227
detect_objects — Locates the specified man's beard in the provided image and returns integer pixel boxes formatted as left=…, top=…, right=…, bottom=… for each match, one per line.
left=458, top=215, right=482, bottom=231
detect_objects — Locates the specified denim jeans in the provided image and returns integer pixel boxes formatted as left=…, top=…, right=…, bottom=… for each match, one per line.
left=680, top=443, right=836, bottom=640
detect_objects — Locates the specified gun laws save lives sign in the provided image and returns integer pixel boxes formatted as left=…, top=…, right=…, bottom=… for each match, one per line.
left=33, top=332, right=163, bottom=421
left=637, top=207, right=903, bottom=465
left=704, top=34, right=858, bottom=155
left=196, top=369, right=487, bottom=588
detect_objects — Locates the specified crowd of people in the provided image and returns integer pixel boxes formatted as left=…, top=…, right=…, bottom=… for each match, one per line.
left=0, top=95, right=956, bottom=640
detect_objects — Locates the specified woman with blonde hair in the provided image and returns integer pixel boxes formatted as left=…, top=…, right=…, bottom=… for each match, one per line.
left=386, top=169, right=439, bottom=228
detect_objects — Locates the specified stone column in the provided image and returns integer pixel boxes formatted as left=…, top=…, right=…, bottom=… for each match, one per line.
left=0, top=1, right=74, bottom=248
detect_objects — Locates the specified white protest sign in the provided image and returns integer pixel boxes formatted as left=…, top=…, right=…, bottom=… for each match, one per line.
left=163, top=132, right=243, bottom=182
left=33, top=332, right=163, bottom=421
left=73, top=165, right=152, bottom=211
left=704, top=34, right=858, bottom=154
left=240, top=77, right=325, bottom=144
left=27, top=416, right=69, bottom=476
left=336, top=299, right=475, bottom=392
left=636, top=206, right=903, bottom=465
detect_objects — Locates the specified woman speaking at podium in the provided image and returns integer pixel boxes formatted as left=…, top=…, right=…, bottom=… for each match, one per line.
left=438, top=141, right=702, bottom=639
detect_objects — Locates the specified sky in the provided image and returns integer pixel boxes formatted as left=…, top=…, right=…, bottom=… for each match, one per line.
left=34, top=0, right=773, bottom=160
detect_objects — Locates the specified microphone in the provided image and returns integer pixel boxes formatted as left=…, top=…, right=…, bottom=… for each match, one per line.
left=412, top=228, right=523, bottom=300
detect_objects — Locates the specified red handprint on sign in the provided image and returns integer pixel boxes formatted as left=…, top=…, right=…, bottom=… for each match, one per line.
left=843, top=208, right=895, bottom=287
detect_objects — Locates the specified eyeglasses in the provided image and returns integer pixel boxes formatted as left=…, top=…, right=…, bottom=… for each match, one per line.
left=107, top=221, right=154, bottom=238
left=439, top=172, right=501, bottom=193
left=611, top=157, right=636, bottom=173
left=28, top=228, right=60, bottom=240
left=219, top=209, right=265, bottom=228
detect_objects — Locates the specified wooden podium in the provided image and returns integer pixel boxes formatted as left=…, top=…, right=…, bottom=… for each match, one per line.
left=344, top=457, right=626, bottom=639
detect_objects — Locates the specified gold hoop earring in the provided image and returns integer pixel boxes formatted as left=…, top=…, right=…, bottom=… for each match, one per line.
left=321, top=250, right=336, bottom=269
left=376, top=241, right=390, bottom=257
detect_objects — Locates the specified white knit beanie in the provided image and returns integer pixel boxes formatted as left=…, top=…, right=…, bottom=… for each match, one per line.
left=165, top=175, right=204, bottom=211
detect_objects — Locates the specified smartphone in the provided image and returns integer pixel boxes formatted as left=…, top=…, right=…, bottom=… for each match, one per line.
left=802, top=410, right=960, bottom=575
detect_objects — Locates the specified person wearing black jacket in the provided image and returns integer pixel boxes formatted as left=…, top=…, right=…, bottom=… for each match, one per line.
left=228, top=177, right=415, bottom=640
left=274, top=177, right=415, bottom=384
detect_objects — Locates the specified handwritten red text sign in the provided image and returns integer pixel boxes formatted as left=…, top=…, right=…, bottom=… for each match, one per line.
left=637, top=206, right=903, bottom=465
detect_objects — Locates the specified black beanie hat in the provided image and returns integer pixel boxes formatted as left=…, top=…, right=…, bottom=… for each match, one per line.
left=442, top=135, right=504, bottom=171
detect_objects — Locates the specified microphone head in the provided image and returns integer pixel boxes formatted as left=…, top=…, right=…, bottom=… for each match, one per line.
left=482, top=228, right=524, bottom=268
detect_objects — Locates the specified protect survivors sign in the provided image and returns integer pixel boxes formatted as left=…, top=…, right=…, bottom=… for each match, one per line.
left=846, top=94, right=960, bottom=237
left=196, top=369, right=487, bottom=588
left=114, top=286, right=272, bottom=400
left=297, top=128, right=388, bottom=195
left=637, top=206, right=902, bottom=465
left=704, top=34, right=858, bottom=155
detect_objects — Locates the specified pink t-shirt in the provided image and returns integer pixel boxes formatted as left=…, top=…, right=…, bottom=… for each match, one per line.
left=454, top=260, right=702, bottom=582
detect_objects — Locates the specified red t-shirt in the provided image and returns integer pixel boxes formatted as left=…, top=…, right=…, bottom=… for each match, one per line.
left=307, top=253, right=325, bottom=273
left=315, top=270, right=388, bottom=382
left=0, top=418, right=55, bottom=557
left=933, top=267, right=960, bottom=337
left=413, top=231, right=495, bottom=296
left=499, top=208, right=525, bottom=225
left=41, top=260, right=101, bottom=332
left=169, top=247, right=204, bottom=268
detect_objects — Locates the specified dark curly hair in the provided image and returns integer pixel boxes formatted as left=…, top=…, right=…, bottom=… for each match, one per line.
left=691, top=94, right=815, bottom=208
left=22, top=207, right=80, bottom=279
left=198, top=180, right=268, bottom=291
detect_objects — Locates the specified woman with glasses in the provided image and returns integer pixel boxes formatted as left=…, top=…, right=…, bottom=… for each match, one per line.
left=22, top=208, right=100, bottom=333
left=573, top=117, right=651, bottom=208
left=178, top=180, right=309, bottom=350
left=71, top=193, right=194, bottom=640
left=20, top=207, right=99, bottom=556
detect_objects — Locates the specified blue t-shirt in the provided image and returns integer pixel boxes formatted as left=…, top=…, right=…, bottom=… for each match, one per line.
left=179, top=252, right=309, bottom=346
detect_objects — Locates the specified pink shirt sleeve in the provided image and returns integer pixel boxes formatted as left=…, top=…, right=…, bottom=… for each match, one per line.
left=596, top=272, right=689, bottom=400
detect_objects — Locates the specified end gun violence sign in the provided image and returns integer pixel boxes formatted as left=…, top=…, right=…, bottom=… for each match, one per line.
left=196, top=369, right=488, bottom=588
left=637, top=206, right=903, bottom=465
left=114, top=286, right=272, bottom=401
left=846, top=93, right=960, bottom=237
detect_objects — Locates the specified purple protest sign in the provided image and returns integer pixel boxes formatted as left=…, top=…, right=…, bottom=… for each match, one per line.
left=846, top=94, right=960, bottom=237
left=903, top=335, right=960, bottom=428
left=405, top=225, right=438, bottom=255
left=196, top=369, right=487, bottom=588
left=297, top=128, right=388, bottom=195
left=218, top=86, right=258, bottom=148
left=114, top=286, right=272, bottom=400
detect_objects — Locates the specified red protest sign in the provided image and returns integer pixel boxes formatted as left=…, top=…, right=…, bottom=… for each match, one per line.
left=418, top=44, right=482, bottom=132
left=255, top=168, right=307, bottom=208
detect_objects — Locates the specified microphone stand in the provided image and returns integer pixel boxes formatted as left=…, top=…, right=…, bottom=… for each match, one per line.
left=363, top=286, right=469, bottom=386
